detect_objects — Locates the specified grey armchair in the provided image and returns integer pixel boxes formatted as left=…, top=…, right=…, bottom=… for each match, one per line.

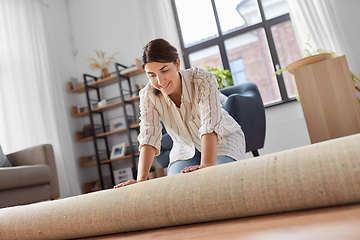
left=0, top=144, right=60, bottom=208
left=155, top=82, right=266, bottom=168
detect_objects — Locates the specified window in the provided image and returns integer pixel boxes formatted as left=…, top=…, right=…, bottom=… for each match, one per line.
left=172, top=0, right=300, bottom=105
left=189, top=45, right=223, bottom=68
left=229, top=58, right=247, bottom=85
left=174, top=0, right=218, bottom=48
left=271, top=20, right=301, bottom=98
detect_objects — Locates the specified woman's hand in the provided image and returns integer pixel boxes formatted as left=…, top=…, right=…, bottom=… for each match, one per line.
left=181, top=165, right=207, bottom=173
left=113, top=179, right=145, bottom=189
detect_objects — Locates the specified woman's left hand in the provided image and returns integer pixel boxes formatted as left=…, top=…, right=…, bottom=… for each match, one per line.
left=181, top=165, right=207, bottom=173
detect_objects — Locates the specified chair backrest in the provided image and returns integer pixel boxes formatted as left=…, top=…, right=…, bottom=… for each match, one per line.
left=156, top=82, right=266, bottom=165
left=220, top=83, right=266, bottom=153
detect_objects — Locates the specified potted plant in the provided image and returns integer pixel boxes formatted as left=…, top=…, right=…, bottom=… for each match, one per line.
left=148, top=166, right=156, bottom=180
left=87, top=50, right=119, bottom=79
left=135, top=84, right=145, bottom=96
left=274, top=37, right=335, bottom=76
left=83, top=124, right=92, bottom=138
left=285, top=53, right=332, bottom=74
left=275, top=37, right=360, bottom=103
left=203, top=66, right=233, bottom=89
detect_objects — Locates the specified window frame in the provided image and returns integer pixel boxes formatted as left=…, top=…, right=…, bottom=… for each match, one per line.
left=171, top=0, right=296, bottom=106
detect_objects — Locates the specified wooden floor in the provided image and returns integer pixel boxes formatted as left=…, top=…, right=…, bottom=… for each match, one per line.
left=83, top=204, right=360, bottom=240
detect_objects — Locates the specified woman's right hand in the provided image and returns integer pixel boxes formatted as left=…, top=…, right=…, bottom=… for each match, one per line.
left=113, top=179, right=141, bottom=189
left=113, top=145, right=155, bottom=189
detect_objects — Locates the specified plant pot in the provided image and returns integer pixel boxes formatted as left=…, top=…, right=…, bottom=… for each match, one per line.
left=83, top=129, right=92, bottom=138
left=286, top=53, right=332, bottom=74
left=292, top=56, right=360, bottom=143
left=101, top=68, right=110, bottom=79
left=148, top=171, right=156, bottom=180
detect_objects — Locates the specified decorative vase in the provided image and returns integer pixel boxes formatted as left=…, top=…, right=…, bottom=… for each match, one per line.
left=101, top=68, right=110, bottom=79
left=83, top=129, right=92, bottom=138
left=286, top=53, right=332, bottom=74
left=148, top=171, right=156, bottom=180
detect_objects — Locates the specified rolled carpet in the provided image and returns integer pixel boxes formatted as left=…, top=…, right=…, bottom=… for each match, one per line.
left=1, top=134, right=360, bottom=240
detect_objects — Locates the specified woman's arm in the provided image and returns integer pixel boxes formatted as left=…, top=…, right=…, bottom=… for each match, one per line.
left=137, top=145, right=157, bottom=181
left=182, top=69, right=223, bottom=173
left=200, top=131, right=218, bottom=166
left=113, top=85, right=162, bottom=188
left=114, top=144, right=156, bottom=188
left=181, top=131, right=217, bottom=173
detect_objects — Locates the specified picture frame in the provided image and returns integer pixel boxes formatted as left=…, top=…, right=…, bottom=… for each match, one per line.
left=110, top=142, right=127, bottom=159
left=70, top=77, right=79, bottom=89
left=109, top=116, right=126, bottom=132
left=113, top=167, right=133, bottom=185
left=77, top=102, right=98, bottom=113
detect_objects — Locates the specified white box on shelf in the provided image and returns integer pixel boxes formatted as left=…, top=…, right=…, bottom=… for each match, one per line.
left=113, top=167, right=133, bottom=185
left=77, top=105, right=88, bottom=113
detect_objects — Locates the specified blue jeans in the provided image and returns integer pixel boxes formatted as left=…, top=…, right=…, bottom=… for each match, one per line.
left=167, top=149, right=236, bottom=176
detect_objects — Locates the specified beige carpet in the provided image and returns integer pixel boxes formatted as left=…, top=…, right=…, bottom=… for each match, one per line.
left=1, top=134, right=359, bottom=240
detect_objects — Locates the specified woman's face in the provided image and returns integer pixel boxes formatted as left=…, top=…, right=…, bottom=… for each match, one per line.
left=144, top=58, right=180, bottom=95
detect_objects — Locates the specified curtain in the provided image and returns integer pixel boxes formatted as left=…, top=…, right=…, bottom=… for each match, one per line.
left=286, top=0, right=360, bottom=78
left=135, top=0, right=184, bottom=68
left=0, top=0, right=81, bottom=197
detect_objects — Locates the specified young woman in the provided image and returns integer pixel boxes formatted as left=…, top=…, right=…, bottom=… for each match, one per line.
left=114, top=38, right=245, bottom=188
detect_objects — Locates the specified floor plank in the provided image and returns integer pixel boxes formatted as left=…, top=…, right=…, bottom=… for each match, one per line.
left=81, top=204, right=360, bottom=240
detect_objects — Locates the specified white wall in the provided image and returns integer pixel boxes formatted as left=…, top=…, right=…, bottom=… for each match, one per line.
left=260, top=101, right=310, bottom=156
left=42, top=0, right=182, bottom=191
left=68, top=0, right=149, bottom=184
left=42, top=0, right=358, bottom=192
left=330, top=0, right=360, bottom=100
left=68, top=0, right=142, bottom=80
left=330, top=0, right=360, bottom=79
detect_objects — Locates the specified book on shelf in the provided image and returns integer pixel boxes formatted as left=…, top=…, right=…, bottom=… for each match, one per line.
left=120, top=65, right=138, bottom=74
left=119, top=59, right=142, bottom=75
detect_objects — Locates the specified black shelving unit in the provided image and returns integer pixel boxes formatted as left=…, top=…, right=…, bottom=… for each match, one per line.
left=80, top=62, right=142, bottom=190
left=115, top=62, right=139, bottom=181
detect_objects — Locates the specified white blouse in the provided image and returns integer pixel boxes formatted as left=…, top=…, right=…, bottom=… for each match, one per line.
left=137, top=67, right=246, bottom=164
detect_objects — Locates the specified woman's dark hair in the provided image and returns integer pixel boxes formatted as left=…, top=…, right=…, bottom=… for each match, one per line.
left=141, top=38, right=179, bottom=95
left=141, top=38, right=179, bottom=69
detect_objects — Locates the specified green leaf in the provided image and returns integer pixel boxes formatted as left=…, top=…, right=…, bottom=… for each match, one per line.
left=274, top=68, right=287, bottom=76
left=274, top=34, right=360, bottom=105
left=203, top=66, right=234, bottom=89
